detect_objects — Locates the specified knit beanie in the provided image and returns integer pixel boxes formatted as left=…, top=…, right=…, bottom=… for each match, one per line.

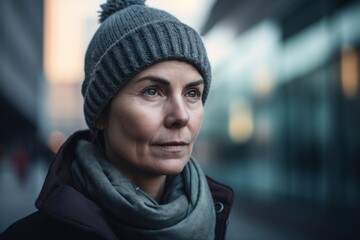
left=82, top=0, right=211, bottom=131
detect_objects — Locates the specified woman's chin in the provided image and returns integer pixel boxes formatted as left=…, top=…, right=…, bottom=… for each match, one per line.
left=154, top=159, right=188, bottom=175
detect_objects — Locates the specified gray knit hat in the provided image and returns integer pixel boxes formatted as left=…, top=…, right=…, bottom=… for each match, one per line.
left=82, top=0, right=211, bottom=131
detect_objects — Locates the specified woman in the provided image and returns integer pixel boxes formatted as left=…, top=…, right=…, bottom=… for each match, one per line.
left=0, top=0, right=234, bottom=239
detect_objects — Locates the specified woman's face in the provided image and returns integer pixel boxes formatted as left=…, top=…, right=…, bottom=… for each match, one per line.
left=101, top=61, right=204, bottom=179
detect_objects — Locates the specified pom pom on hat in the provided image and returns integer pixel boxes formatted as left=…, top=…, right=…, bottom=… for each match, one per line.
left=82, top=0, right=212, bottom=131
left=99, top=0, right=145, bottom=23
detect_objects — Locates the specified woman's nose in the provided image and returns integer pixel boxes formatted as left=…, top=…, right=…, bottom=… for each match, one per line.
left=164, top=97, right=190, bottom=129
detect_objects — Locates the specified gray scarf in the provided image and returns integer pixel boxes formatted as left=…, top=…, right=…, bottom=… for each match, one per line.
left=71, top=140, right=215, bottom=240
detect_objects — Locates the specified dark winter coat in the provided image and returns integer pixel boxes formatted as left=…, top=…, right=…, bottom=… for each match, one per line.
left=0, top=130, right=234, bottom=240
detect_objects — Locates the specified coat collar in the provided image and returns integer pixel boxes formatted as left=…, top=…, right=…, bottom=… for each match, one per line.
left=36, top=130, right=118, bottom=240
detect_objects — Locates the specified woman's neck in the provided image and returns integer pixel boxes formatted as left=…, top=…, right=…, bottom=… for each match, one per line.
left=105, top=152, right=167, bottom=202
left=131, top=174, right=166, bottom=202
left=102, top=137, right=167, bottom=202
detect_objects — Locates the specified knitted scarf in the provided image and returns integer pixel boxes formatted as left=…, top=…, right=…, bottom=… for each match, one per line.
left=71, top=140, right=216, bottom=240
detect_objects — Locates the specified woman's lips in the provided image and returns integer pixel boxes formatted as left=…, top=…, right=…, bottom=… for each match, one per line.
left=152, top=142, right=188, bottom=152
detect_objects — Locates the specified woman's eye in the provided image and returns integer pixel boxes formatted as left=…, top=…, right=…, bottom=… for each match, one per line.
left=185, top=89, right=201, bottom=100
left=143, top=87, right=158, bottom=96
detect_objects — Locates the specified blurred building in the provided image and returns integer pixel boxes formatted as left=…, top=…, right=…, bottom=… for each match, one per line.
left=0, top=0, right=53, bottom=231
left=0, top=0, right=51, bottom=156
left=1, top=0, right=43, bottom=140
left=198, top=0, right=360, bottom=238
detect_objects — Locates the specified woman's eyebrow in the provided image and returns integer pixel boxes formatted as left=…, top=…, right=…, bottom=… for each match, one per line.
left=136, top=76, right=204, bottom=87
left=136, top=76, right=170, bottom=86
left=185, top=80, right=204, bottom=88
